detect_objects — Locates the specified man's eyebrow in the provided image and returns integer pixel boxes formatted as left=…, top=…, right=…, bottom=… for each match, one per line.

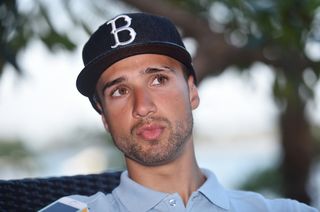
left=101, top=77, right=126, bottom=94
left=144, top=66, right=175, bottom=74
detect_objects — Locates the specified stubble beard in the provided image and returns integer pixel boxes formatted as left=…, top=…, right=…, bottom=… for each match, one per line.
left=110, top=113, right=194, bottom=166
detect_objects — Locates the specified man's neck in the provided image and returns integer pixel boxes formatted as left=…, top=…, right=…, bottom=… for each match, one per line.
left=126, top=140, right=206, bottom=205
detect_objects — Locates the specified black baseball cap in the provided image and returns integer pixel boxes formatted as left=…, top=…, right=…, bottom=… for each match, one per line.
left=76, top=12, right=196, bottom=111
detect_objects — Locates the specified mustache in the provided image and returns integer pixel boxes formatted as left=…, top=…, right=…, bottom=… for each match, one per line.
left=131, top=116, right=170, bottom=134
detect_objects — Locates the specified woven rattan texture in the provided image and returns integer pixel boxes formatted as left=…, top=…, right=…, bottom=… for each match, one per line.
left=0, top=171, right=121, bottom=212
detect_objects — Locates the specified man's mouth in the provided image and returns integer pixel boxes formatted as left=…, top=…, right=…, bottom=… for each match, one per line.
left=136, top=124, right=165, bottom=141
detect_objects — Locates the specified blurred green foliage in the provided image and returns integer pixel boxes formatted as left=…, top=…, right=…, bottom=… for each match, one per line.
left=0, top=138, right=34, bottom=161
left=172, top=0, right=319, bottom=49
left=0, top=138, right=37, bottom=177
left=167, top=0, right=320, bottom=107
left=0, top=0, right=76, bottom=76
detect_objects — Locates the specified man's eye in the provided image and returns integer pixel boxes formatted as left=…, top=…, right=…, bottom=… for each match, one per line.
left=151, top=75, right=168, bottom=86
left=111, top=87, right=128, bottom=97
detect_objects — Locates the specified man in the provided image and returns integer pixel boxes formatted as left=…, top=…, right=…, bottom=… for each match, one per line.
left=44, top=13, right=317, bottom=211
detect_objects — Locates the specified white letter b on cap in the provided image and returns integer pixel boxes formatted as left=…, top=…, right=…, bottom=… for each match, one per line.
left=107, top=15, right=137, bottom=48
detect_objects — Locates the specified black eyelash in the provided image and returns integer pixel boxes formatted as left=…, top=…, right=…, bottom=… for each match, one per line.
left=110, top=86, right=128, bottom=97
left=154, top=74, right=168, bottom=84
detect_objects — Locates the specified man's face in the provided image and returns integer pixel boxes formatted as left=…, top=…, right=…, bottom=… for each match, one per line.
left=96, top=54, right=199, bottom=166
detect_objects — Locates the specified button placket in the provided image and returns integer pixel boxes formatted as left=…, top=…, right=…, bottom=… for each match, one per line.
left=164, top=194, right=185, bottom=210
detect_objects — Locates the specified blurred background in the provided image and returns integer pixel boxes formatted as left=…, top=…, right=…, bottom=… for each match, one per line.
left=0, top=0, right=319, bottom=209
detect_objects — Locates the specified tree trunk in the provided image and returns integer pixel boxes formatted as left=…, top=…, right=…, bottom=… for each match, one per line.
left=280, top=95, right=312, bottom=204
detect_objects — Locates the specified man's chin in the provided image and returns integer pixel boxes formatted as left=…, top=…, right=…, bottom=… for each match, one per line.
left=125, top=153, right=177, bottom=167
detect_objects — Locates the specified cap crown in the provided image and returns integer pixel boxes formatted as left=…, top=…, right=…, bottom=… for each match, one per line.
left=82, top=13, right=187, bottom=67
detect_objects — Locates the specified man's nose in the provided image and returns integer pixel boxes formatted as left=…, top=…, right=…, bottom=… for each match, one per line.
left=132, top=87, right=157, bottom=118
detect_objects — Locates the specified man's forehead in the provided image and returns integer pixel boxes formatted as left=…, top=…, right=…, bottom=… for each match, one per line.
left=98, top=54, right=180, bottom=80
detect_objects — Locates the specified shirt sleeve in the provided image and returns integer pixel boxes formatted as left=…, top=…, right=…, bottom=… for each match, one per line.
left=266, top=198, right=319, bottom=212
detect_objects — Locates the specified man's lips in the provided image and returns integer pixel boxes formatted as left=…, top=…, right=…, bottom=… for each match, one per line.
left=136, top=124, right=164, bottom=141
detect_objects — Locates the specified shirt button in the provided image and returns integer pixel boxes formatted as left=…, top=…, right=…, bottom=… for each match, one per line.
left=169, top=199, right=176, bottom=207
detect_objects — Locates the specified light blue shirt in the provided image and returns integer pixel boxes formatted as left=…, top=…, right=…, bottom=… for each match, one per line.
left=69, top=169, right=317, bottom=212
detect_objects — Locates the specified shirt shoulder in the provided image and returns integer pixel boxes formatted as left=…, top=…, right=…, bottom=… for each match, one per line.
left=226, top=189, right=318, bottom=212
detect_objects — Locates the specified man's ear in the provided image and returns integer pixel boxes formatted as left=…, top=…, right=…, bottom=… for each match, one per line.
left=101, top=113, right=109, bottom=132
left=187, top=76, right=200, bottom=110
left=95, top=101, right=110, bottom=132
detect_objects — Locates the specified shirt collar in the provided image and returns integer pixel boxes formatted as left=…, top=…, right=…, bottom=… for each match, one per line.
left=113, top=171, right=169, bottom=212
left=114, top=169, right=230, bottom=211
left=198, top=168, right=230, bottom=210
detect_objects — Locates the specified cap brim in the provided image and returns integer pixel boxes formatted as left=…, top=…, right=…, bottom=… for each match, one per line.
left=76, top=42, right=194, bottom=97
